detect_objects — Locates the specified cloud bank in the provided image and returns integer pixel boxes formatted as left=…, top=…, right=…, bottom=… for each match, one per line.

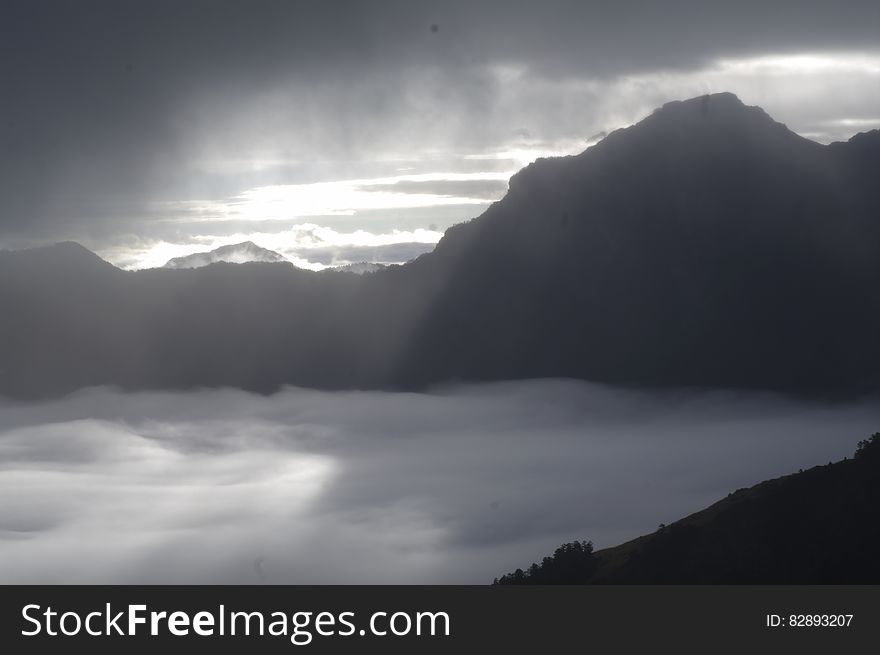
left=1, top=380, right=877, bottom=583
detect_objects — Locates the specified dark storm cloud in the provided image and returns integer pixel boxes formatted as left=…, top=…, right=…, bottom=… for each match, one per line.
left=2, top=0, right=879, bottom=243
left=0, top=381, right=878, bottom=583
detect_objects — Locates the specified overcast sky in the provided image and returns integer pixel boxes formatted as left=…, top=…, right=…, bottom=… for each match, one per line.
left=2, top=1, right=879, bottom=268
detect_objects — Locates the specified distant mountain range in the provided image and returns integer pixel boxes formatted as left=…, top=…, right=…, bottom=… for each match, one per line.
left=162, top=241, right=386, bottom=275
left=162, top=241, right=388, bottom=274
left=495, top=432, right=880, bottom=584
left=2, top=93, right=879, bottom=399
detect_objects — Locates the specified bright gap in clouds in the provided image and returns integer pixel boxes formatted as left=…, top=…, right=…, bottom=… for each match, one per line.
left=104, top=171, right=514, bottom=270
left=715, top=53, right=880, bottom=75
left=173, top=171, right=512, bottom=223
left=95, top=50, right=880, bottom=271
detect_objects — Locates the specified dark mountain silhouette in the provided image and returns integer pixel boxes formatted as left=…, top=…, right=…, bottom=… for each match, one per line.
left=163, top=241, right=289, bottom=268
left=495, top=432, right=880, bottom=584
left=391, top=94, right=880, bottom=393
left=2, top=93, right=880, bottom=399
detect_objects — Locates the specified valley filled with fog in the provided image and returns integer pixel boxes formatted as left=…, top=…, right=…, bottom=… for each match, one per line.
left=1, top=380, right=877, bottom=584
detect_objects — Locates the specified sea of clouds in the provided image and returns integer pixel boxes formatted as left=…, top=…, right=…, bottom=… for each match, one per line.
left=1, top=380, right=877, bottom=584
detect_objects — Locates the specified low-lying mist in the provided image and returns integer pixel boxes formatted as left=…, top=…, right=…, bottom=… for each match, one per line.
left=1, top=380, right=877, bottom=583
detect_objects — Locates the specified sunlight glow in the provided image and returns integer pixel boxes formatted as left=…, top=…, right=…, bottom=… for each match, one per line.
left=824, top=117, right=880, bottom=127
left=162, top=172, right=512, bottom=224
left=716, top=53, right=880, bottom=76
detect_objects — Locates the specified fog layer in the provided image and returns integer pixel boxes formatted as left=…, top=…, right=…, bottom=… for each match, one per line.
left=0, top=380, right=877, bottom=583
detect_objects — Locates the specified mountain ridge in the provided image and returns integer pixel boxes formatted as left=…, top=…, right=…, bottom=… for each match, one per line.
left=2, top=93, right=880, bottom=399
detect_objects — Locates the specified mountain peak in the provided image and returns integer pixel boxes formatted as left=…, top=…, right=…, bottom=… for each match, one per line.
left=559, top=91, right=816, bottom=168
left=647, top=92, right=778, bottom=129
left=37, top=241, right=96, bottom=256
left=660, top=91, right=745, bottom=111
left=506, top=92, right=806, bottom=197
left=2, top=241, right=110, bottom=265
left=163, top=241, right=289, bottom=269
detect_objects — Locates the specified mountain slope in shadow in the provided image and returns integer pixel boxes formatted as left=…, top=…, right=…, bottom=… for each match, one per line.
left=495, top=433, right=880, bottom=584
left=2, top=93, right=880, bottom=399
